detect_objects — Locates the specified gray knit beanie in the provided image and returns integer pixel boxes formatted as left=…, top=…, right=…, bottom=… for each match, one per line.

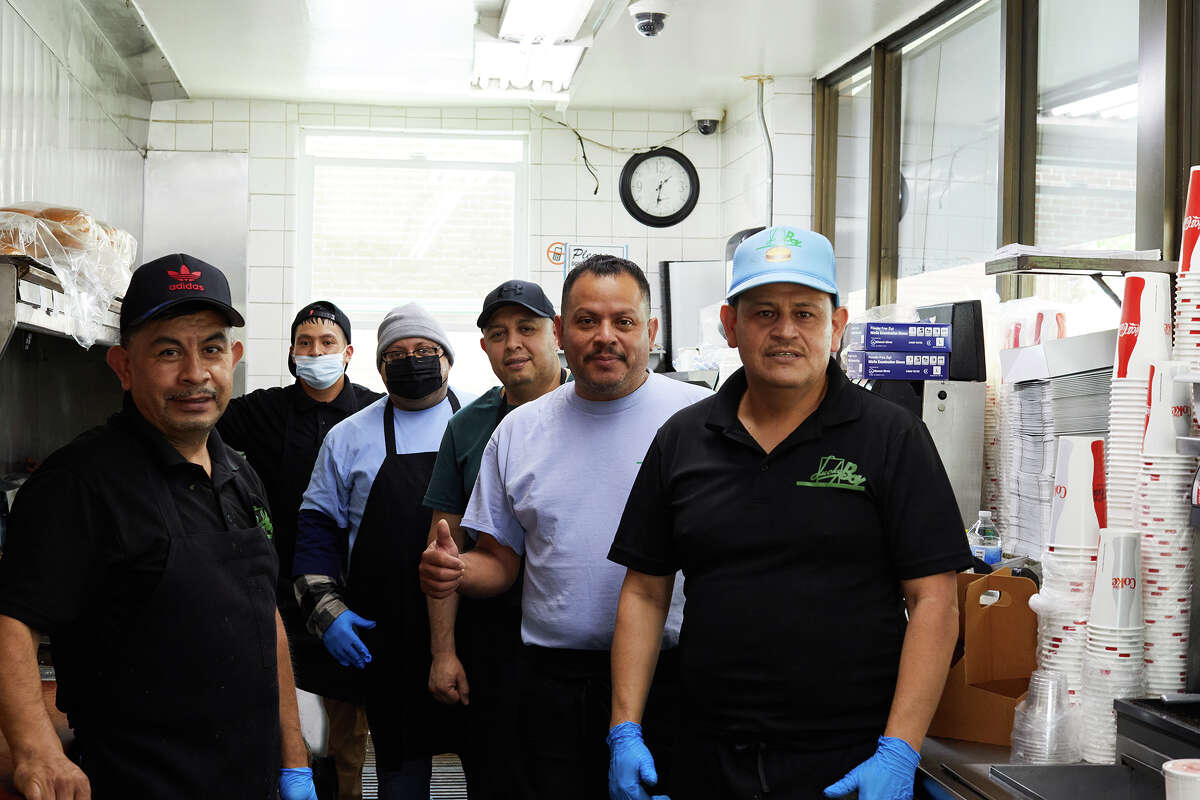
left=376, top=303, right=455, bottom=365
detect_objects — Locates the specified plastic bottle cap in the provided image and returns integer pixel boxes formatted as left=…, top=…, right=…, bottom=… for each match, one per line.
left=980, top=511, right=993, bottom=521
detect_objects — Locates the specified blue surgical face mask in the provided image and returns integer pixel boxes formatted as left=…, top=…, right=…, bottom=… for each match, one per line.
left=293, top=351, right=346, bottom=390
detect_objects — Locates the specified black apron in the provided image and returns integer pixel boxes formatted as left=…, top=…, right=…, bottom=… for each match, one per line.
left=280, top=398, right=363, bottom=703
left=70, top=457, right=281, bottom=799
left=345, top=393, right=465, bottom=766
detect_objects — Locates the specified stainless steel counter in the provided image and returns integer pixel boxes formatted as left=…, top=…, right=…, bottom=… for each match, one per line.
left=919, top=737, right=1164, bottom=800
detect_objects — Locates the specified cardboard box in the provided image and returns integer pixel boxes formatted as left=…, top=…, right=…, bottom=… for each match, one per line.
left=999, top=328, right=1116, bottom=383
left=927, top=569, right=1038, bottom=747
left=845, top=322, right=953, bottom=353
left=844, top=350, right=949, bottom=380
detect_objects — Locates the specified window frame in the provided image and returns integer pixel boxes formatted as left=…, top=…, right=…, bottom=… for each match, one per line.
left=814, top=0, right=1192, bottom=309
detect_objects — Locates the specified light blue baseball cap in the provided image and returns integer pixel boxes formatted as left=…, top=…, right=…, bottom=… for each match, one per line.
left=728, top=226, right=839, bottom=307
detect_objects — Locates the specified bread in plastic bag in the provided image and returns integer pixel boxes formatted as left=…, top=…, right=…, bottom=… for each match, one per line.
left=0, top=202, right=138, bottom=348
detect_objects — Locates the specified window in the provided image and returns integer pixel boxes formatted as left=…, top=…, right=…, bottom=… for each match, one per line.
left=1028, top=0, right=1138, bottom=332
left=300, top=131, right=527, bottom=394
left=834, top=65, right=872, bottom=317
left=1034, top=0, right=1138, bottom=250
left=895, top=0, right=1002, bottom=309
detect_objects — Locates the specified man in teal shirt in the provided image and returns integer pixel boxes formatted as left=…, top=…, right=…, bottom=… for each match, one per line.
left=422, top=279, right=566, bottom=798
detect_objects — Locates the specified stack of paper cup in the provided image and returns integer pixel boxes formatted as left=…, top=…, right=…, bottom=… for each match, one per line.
left=1032, top=436, right=1105, bottom=696
left=1110, top=272, right=1174, bottom=526
left=1174, top=165, right=1200, bottom=368
left=1165, top=759, right=1200, bottom=800
left=1136, top=360, right=1197, bottom=692
left=1081, top=527, right=1145, bottom=763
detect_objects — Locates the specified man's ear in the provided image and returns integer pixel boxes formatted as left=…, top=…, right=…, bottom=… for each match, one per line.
left=718, top=304, right=738, bottom=348
left=830, top=306, right=850, bottom=353
left=106, top=345, right=134, bottom=390
left=231, top=339, right=244, bottom=368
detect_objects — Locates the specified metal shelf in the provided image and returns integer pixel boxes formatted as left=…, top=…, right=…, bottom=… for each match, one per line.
left=985, top=255, right=1178, bottom=276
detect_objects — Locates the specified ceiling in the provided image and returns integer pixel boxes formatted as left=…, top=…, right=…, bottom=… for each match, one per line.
left=133, top=0, right=944, bottom=110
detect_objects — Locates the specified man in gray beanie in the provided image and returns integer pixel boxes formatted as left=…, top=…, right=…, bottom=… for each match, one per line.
left=293, top=302, right=477, bottom=799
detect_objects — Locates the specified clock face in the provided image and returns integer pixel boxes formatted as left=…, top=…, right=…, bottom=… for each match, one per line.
left=629, top=156, right=693, bottom=216
left=618, top=146, right=700, bottom=228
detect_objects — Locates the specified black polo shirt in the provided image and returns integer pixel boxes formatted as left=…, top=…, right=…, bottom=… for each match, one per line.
left=0, top=395, right=272, bottom=714
left=218, top=378, right=381, bottom=586
left=608, top=359, right=971, bottom=747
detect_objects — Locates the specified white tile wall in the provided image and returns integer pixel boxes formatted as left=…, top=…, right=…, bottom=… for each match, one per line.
left=147, top=96, right=768, bottom=386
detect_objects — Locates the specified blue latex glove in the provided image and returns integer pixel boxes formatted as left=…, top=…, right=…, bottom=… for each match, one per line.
left=322, top=609, right=375, bottom=669
left=824, top=736, right=920, bottom=800
left=607, top=721, right=669, bottom=800
left=279, top=767, right=318, bottom=800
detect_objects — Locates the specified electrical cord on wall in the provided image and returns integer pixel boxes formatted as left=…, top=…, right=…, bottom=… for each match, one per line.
left=529, top=105, right=694, bottom=196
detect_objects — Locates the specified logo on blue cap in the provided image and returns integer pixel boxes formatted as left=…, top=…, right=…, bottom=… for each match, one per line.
left=729, top=226, right=839, bottom=306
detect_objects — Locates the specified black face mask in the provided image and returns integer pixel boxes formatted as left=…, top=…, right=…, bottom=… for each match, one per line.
left=385, top=355, right=444, bottom=399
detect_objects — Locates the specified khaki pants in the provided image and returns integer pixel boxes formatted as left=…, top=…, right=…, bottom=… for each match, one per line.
left=322, top=696, right=369, bottom=800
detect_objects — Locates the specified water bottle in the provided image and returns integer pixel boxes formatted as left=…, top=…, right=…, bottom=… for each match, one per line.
left=968, top=510, right=1003, bottom=566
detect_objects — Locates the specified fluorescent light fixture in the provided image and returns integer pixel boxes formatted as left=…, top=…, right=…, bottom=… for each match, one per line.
left=473, top=37, right=586, bottom=95
left=1049, top=84, right=1138, bottom=118
left=1100, top=101, right=1138, bottom=121
left=498, top=0, right=594, bottom=44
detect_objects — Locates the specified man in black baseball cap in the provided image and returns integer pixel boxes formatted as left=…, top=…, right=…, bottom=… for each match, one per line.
left=420, top=278, right=564, bottom=799
left=0, top=254, right=319, bottom=799
left=219, top=299, right=381, bottom=800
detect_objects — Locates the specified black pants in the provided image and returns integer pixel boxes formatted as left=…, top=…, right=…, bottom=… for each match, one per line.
left=519, top=645, right=680, bottom=800
left=672, top=730, right=877, bottom=800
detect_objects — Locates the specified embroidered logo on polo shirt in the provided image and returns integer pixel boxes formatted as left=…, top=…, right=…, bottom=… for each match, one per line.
left=254, top=505, right=274, bottom=539
left=796, top=455, right=866, bottom=492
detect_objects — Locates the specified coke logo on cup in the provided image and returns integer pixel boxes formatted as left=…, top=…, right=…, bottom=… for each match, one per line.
left=1172, top=405, right=1192, bottom=417
left=1118, top=321, right=1140, bottom=337
left=1185, top=215, right=1200, bottom=232
left=1113, top=577, right=1137, bottom=590
left=1054, top=484, right=1067, bottom=498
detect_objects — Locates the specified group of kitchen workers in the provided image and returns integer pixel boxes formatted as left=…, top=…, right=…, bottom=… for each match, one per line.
left=0, top=225, right=971, bottom=800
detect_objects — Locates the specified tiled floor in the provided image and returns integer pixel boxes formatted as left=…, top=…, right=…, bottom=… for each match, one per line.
left=360, top=741, right=467, bottom=799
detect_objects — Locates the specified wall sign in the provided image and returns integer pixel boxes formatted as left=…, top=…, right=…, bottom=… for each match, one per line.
left=561, top=243, right=629, bottom=276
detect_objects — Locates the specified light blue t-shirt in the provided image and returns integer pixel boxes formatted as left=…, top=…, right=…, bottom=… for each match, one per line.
left=462, top=372, right=711, bottom=650
left=300, top=388, right=476, bottom=560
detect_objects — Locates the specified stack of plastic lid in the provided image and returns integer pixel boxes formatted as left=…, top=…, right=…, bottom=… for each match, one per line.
left=1137, top=359, right=1197, bottom=692
left=1081, top=527, right=1145, bottom=763
left=1173, top=165, right=1200, bottom=370
left=1164, top=759, right=1200, bottom=800
left=1109, top=272, right=1174, bottom=527
left=1011, top=669, right=1080, bottom=764
left=1029, top=435, right=1104, bottom=697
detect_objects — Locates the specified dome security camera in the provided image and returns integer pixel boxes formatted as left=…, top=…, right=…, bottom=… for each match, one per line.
left=691, top=107, right=724, bottom=136
left=628, top=0, right=672, bottom=38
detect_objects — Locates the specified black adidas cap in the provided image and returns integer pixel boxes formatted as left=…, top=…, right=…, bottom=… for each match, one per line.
left=119, top=253, right=245, bottom=333
left=476, top=279, right=556, bottom=329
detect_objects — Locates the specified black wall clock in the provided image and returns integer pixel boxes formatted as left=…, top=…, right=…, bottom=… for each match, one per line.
left=618, top=146, right=700, bottom=228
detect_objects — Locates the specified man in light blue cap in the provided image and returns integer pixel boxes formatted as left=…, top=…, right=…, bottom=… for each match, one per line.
left=606, top=226, right=970, bottom=800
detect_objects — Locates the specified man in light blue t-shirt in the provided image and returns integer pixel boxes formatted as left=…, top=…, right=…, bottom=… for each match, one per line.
left=420, top=256, right=710, bottom=800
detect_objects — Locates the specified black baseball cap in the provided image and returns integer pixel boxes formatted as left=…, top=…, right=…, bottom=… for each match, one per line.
left=119, top=253, right=245, bottom=332
left=476, top=279, right=556, bottom=329
left=291, top=301, right=352, bottom=344
left=288, top=301, right=352, bottom=377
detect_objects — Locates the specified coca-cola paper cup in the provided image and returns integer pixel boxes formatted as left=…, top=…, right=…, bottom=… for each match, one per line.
left=1114, top=272, right=1173, bottom=380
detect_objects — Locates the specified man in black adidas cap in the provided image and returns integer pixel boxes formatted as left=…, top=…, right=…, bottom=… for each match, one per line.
left=421, top=279, right=564, bottom=798
left=0, top=254, right=318, bottom=800
left=219, top=300, right=381, bottom=800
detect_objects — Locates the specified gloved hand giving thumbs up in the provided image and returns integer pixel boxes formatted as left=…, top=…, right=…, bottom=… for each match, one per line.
left=420, top=518, right=465, bottom=599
